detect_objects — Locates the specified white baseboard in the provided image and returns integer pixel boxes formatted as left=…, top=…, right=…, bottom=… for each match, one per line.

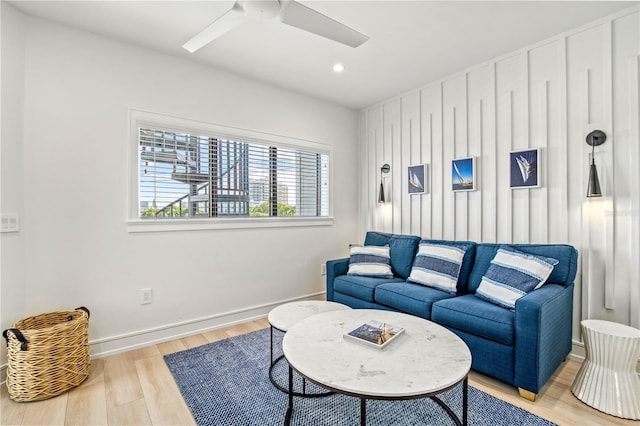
left=0, top=292, right=325, bottom=385
left=570, top=339, right=586, bottom=361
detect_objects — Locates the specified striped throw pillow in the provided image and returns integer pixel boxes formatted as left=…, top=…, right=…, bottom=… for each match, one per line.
left=347, top=245, right=394, bottom=278
left=475, top=246, right=559, bottom=309
left=407, top=243, right=467, bottom=293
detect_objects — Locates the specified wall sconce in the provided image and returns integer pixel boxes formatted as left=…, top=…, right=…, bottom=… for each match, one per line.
left=585, top=130, right=607, bottom=198
left=378, top=163, right=390, bottom=203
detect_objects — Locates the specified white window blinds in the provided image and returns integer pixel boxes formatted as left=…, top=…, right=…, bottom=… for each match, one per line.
left=138, top=127, right=329, bottom=219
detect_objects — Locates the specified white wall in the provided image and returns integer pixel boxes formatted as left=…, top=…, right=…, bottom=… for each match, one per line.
left=1, top=3, right=360, bottom=367
left=1, top=2, right=27, bottom=367
left=359, top=6, right=640, bottom=345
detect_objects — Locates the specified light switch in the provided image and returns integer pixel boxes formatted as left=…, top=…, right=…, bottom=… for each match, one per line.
left=1, top=214, right=19, bottom=233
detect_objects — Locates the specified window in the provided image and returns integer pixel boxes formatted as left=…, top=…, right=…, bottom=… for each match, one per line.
left=130, top=111, right=331, bottom=230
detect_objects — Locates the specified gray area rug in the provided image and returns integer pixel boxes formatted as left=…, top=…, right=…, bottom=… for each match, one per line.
left=164, top=328, right=556, bottom=426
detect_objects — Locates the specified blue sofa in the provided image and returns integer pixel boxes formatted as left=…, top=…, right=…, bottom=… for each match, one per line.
left=326, top=231, right=578, bottom=400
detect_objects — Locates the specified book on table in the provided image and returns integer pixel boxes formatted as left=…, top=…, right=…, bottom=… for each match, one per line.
left=343, top=320, right=405, bottom=349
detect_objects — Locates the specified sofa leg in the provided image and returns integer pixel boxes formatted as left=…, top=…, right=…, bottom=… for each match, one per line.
left=518, top=388, right=537, bottom=401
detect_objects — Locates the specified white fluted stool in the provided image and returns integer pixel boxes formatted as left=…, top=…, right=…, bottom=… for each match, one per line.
left=571, top=319, right=640, bottom=420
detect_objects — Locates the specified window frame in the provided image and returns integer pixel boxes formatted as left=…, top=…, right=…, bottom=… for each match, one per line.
left=128, top=109, right=333, bottom=233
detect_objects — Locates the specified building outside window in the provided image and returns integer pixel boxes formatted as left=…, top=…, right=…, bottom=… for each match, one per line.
left=136, top=125, right=329, bottom=221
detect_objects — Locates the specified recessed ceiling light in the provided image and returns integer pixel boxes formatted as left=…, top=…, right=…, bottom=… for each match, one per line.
left=333, top=63, right=345, bottom=73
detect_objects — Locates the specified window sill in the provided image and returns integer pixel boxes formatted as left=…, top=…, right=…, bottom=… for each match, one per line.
left=127, top=217, right=333, bottom=233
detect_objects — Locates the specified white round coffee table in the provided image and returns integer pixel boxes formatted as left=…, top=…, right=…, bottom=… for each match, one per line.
left=268, top=300, right=351, bottom=396
left=571, top=319, right=640, bottom=420
left=282, top=309, right=472, bottom=425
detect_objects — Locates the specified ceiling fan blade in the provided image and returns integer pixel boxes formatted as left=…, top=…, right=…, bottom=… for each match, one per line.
left=279, top=1, right=369, bottom=48
left=182, top=3, right=246, bottom=53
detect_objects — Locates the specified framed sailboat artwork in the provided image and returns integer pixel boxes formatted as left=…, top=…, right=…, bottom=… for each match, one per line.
left=452, top=157, right=476, bottom=191
left=510, top=148, right=540, bottom=189
left=408, top=164, right=428, bottom=194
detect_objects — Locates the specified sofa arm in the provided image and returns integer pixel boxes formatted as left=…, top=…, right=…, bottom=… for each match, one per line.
left=326, top=258, right=349, bottom=301
left=514, top=283, right=574, bottom=395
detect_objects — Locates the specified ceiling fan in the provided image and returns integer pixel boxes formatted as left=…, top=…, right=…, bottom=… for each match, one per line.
left=182, top=0, right=369, bottom=53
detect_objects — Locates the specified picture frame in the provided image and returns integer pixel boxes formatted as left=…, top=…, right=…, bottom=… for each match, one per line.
left=408, top=164, right=428, bottom=194
left=451, top=157, right=476, bottom=191
left=510, top=148, right=540, bottom=189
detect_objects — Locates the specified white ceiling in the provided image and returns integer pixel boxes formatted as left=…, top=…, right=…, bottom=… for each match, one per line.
left=8, top=1, right=635, bottom=110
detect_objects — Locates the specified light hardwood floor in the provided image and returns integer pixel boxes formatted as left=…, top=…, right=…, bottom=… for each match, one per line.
left=1, top=318, right=636, bottom=426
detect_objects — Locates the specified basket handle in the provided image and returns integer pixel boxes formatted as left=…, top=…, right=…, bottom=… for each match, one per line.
left=2, top=328, right=28, bottom=351
left=75, top=306, right=90, bottom=319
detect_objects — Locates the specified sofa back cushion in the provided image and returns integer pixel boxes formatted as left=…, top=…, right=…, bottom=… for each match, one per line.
left=421, top=240, right=476, bottom=293
left=364, top=231, right=392, bottom=247
left=364, top=232, right=420, bottom=279
left=468, top=243, right=579, bottom=293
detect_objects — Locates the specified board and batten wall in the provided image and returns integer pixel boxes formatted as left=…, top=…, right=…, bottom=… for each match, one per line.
left=358, top=7, right=640, bottom=344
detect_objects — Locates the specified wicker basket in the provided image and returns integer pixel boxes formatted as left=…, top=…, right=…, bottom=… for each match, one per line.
left=2, top=307, right=90, bottom=402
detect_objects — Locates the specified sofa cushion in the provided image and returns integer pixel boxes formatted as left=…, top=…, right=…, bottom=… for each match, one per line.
left=432, top=294, right=515, bottom=346
left=375, top=282, right=455, bottom=319
left=420, top=240, right=476, bottom=293
left=475, top=246, right=559, bottom=309
left=363, top=232, right=420, bottom=279
left=334, top=275, right=404, bottom=302
left=388, top=235, right=421, bottom=278
left=347, top=245, right=393, bottom=278
left=408, top=243, right=467, bottom=293
left=468, top=243, right=578, bottom=293
left=364, top=231, right=392, bottom=246
left=333, top=292, right=399, bottom=311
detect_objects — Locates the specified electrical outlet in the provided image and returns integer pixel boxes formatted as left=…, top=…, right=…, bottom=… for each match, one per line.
left=140, top=288, right=152, bottom=305
left=320, top=263, right=326, bottom=276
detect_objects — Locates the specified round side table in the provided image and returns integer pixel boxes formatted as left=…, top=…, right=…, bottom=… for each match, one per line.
left=267, top=300, right=351, bottom=396
left=571, top=319, right=640, bottom=420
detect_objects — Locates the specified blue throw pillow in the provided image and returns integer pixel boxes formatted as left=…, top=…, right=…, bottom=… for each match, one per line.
left=407, top=243, right=467, bottom=293
left=388, top=235, right=421, bottom=279
left=475, top=246, right=559, bottom=309
left=347, top=245, right=394, bottom=278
